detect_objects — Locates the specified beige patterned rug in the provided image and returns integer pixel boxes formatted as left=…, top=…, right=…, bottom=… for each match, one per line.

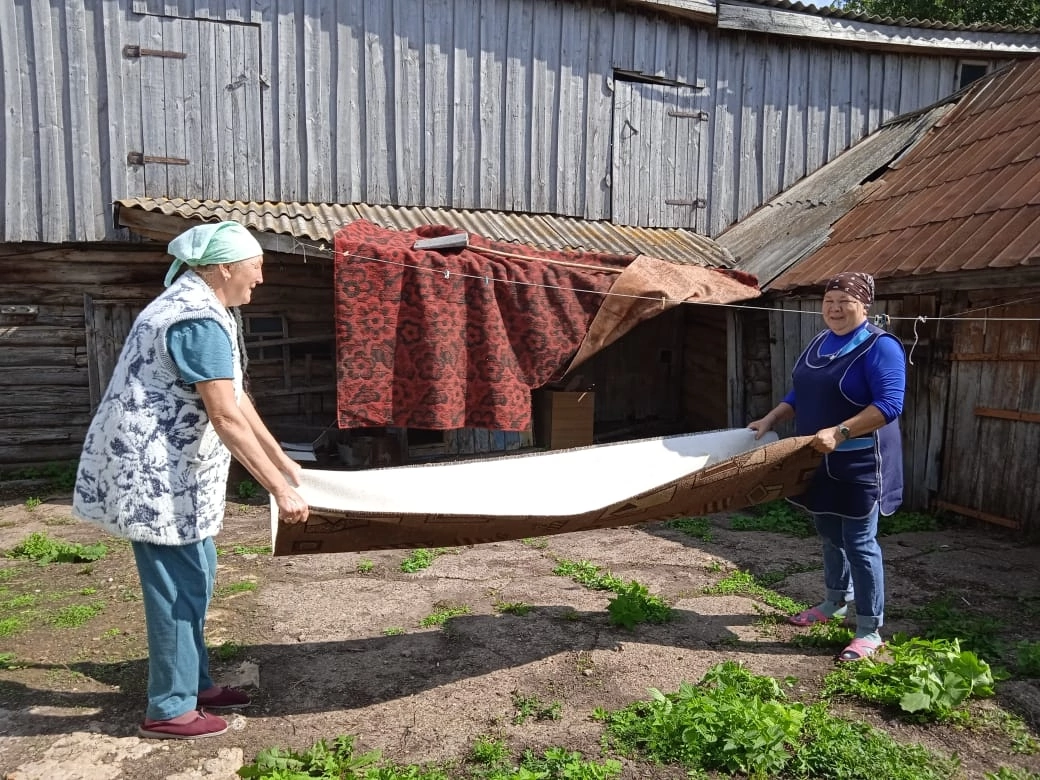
left=271, top=429, right=822, bottom=556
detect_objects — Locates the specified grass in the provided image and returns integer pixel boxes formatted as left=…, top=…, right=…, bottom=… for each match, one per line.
left=49, top=601, right=105, bottom=628
left=703, top=569, right=807, bottom=615
left=220, top=544, right=272, bottom=556
left=729, top=500, right=814, bottom=537
left=420, top=604, right=471, bottom=627
left=216, top=580, right=258, bottom=597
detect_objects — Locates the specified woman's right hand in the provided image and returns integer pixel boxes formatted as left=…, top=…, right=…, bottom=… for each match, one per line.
left=275, top=487, right=309, bottom=524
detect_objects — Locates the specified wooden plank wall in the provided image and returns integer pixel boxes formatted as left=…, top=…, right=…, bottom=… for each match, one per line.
left=0, top=244, right=338, bottom=473
left=940, top=293, right=1040, bottom=533
left=1, top=0, right=975, bottom=243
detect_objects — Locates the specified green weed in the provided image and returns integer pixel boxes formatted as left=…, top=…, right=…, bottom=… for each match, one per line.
left=7, top=461, right=78, bottom=490
left=729, top=500, right=813, bottom=537
left=602, top=660, right=957, bottom=779
left=554, top=558, right=673, bottom=629
left=224, top=544, right=272, bottom=556
left=790, top=618, right=855, bottom=649
left=521, top=536, right=549, bottom=549
left=511, top=691, right=562, bottom=724
left=420, top=605, right=470, bottom=627
left=215, top=640, right=242, bottom=661
left=0, top=652, right=19, bottom=670
left=237, top=480, right=260, bottom=500
left=382, top=627, right=405, bottom=636
left=514, top=747, right=621, bottom=779
left=905, top=596, right=1006, bottom=661
left=468, top=735, right=510, bottom=767
left=494, top=601, right=532, bottom=616
left=823, top=635, right=995, bottom=721
left=401, top=548, right=448, bottom=573
left=24, top=496, right=41, bottom=511
left=49, top=601, right=105, bottom=628
left=667, top=516, right=714, bottom=541
left=703, top=569, right=807, bottom=615
left=607, top=581, right=673, bottom=630
left=356, top=558, right=375, bottom=574
left=552, top=559, right=622, bottom=591
left=6, top=533, right=107, bottom=565
left=879, top=510, right=939, bottom=535
left=0, top=617, right=24, bottom=637
left=1015, top=640, right=1040, bottom=677
left=985, top=769, right=1040, bottom=780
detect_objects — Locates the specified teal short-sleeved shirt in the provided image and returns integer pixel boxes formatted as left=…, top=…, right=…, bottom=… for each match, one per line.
left=166, top=319, right=235, bottom=383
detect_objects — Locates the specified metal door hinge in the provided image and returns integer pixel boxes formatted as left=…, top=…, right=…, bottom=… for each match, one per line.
left=123, top=45, right=186, bottom=59
left=127, top=152, right=190, bottom=166
left=667, top=110, right=709, bottom=121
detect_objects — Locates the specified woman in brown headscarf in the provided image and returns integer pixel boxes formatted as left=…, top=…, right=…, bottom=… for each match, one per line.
left=749, top=272, right=906, bottom=661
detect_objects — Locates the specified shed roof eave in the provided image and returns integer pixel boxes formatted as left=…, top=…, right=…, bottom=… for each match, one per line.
left=718, top=1, right=1040, bottom=54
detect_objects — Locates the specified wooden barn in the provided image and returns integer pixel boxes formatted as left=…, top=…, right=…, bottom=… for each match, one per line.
left=720, top=57, right=1040, bottom=534
left=2, top=0, right=1039, bottom=475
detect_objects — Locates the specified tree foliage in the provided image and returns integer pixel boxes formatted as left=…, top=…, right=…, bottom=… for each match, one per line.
left=834, top=0, right=1040, bottom=27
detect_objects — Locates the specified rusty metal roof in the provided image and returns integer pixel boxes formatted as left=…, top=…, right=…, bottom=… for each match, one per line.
left=770, top=58, right=1040, bottom=292
left=114, top=198, right=734, bottom=269
left=735, top=0, right=1040, bottom=34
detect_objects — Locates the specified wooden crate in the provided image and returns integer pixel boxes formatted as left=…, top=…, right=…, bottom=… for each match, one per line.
left=533, top=390, right=595, bottom=450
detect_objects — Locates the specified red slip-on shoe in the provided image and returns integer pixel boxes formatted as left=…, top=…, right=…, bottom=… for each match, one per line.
left=198, top=685, right=251, bottom=709
left=138, top=710, right=228, bottom=740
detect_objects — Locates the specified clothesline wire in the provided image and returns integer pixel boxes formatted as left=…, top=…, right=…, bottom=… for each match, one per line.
left=285, top=236, right=1040, bottom=324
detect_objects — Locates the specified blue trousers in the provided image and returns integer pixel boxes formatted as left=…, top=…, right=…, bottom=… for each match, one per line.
left=812, top=503, right=884, bottom=633
left=132, top=538, right=217, bottom=721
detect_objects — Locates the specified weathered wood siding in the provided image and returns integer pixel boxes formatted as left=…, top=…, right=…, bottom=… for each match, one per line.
left=2, top=0, right=975, bottom=243
left=757, top=290, right=1040, bottom=534
left=0, top=245, right=338, bottom=472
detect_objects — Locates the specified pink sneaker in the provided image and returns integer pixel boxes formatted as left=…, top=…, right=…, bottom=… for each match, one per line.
left=198, top=685, right=251, bottom=709
left=138, top=710, right=228, bottom=740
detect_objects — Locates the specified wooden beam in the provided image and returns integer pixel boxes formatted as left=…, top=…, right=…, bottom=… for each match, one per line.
left=974, top=406, right=1040, bottom=424
left=717, top=2, right=1040, bottom=55
left=934, top=499, right=1021, bottom=530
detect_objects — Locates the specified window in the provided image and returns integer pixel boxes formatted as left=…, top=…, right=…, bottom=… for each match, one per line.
left=958, top=61, right=990, bottom=89
left=243, top=314, right=287, bottom=362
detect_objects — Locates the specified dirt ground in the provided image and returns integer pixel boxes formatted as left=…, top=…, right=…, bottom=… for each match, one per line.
left=0, top=485, right=1038, bottom=780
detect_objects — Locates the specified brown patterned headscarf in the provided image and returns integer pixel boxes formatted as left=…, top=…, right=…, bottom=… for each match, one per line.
left=824, top=272, right=874, bottom=306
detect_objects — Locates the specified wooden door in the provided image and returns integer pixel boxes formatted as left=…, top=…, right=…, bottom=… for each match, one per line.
left=611, top=79, right=709, bottom=230
left=84, top=296, right=146, bottom=410
left=125, top=16, right=264, bottom=201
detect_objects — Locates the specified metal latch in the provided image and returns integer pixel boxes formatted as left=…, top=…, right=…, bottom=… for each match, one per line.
left=127, top=152, right=190, bottom=166
left=664, top=198, right=707, bottom=208
left=1, top=304, right=38, bottom=315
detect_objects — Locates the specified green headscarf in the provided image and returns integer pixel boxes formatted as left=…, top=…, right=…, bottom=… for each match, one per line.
left=164, top=221, right=264, bottom=287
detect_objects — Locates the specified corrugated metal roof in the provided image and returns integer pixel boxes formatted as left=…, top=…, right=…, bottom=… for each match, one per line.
left=114, top=198, right=735, bottom=268
left=719, top=102, right=955, bottom=287
left=734, top=0, right=1040, bottom=34
left=770, top=58, right=1040, bottom=292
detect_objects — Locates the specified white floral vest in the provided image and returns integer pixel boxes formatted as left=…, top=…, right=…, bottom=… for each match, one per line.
left=73, top=272, right=243, bottom=545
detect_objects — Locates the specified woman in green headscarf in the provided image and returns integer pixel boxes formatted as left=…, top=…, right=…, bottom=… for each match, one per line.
left=74, top=221, right=309, bottom=739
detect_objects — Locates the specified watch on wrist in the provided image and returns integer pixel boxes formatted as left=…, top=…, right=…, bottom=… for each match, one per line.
left=837, top=424, right=852, bottom=441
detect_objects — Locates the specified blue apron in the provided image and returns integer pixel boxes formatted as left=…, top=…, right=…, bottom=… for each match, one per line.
left=788, top=323, right=903, bottom=519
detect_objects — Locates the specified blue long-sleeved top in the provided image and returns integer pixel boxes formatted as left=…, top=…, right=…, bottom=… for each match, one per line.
left=783, top=323, right=905, bottom=423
